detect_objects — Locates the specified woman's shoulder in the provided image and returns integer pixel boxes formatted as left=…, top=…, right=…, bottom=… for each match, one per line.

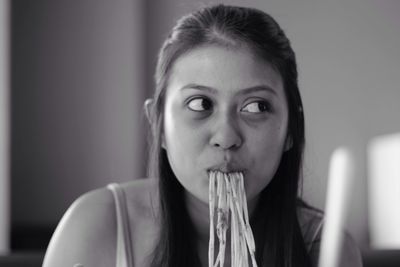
left=297, top=201, right=324, bottom=244
left=119, top=177, right=159, bottom=209
left=43, top=184, right=117, bottom=266
left=116, top=178, right=160, bottom=223
left=56, top=178, right=159, bottom=229
left=296, top=200, right=363, bottom=267
left=68, top=177, right=159, bottom=223
left=43, top=178, right=159, bottom=267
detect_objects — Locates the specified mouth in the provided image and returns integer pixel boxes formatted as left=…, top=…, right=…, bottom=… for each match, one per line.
left=207, top=169, right=246, bottom=178
left=207, top=165, right=257, bottom=266
left=207, top=163, right=245, bottom=175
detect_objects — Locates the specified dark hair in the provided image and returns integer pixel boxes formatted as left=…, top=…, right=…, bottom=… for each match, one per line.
left=147, top=4, right=309, bottom=267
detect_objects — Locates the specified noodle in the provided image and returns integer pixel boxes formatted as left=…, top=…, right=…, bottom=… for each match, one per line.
left=208, top=171, right=258, bottom=267
left=209, top=172, right=216, bottom=267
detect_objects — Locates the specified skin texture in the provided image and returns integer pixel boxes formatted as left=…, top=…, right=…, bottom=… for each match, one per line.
left=162, top=45, right=290, bottom=242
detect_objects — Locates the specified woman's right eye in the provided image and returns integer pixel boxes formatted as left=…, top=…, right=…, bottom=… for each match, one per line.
left=187, top=97, right=212, bottom=112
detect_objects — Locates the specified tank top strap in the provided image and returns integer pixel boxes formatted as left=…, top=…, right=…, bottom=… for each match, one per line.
left=107, top=183, right=134, bottom=267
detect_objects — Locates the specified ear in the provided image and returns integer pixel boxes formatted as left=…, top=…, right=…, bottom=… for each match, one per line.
left=144, top=98, right=154, bottom=124
left=144, top=98, right=167, bottom=149
left=284, top=135, right=293, bottom=152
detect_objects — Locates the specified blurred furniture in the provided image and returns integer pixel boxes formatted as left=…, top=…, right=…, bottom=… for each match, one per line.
left=362, top=249, right=400, bottom=267
left=0, top=253, right=43, bottom=267
left=0, top=249, right=399, bottom=266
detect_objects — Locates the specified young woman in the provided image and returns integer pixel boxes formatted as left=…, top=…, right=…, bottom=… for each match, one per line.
left=43, top=4, right=362, bottom=267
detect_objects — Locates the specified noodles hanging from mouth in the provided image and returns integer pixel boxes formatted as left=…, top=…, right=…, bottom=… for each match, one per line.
left=208, top=171, right=258, bottom=267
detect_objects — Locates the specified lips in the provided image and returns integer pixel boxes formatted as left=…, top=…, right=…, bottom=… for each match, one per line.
left=207, top=162, right=245, bottom=174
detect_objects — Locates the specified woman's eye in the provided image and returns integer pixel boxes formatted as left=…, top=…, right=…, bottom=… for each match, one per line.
left=187, top=97, right=212, bottom=112
left=241, top=101, right=271, bottom=113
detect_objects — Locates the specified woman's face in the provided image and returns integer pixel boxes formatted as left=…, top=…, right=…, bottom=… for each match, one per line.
left=163, top=45, right=289, bottom=205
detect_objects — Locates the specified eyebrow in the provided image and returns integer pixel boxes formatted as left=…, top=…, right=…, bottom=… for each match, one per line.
left=180, top=83, right=278, bottom=97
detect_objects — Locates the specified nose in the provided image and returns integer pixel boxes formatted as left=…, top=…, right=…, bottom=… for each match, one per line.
left=209, top=115, right=242, bottom=150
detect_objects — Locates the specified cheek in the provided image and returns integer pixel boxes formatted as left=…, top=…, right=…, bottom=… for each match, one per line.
left=163, top=105, right=204, bottom=166
left=248, top=122, right=287, bottom=156
left=245, top=123, right=288, bottom=187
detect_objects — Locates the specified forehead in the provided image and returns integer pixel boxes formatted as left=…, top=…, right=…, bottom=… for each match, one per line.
left=167, top=45, right=284, bottom=95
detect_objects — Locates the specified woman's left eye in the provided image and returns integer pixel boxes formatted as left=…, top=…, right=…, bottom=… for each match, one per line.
left=241, top=101, right=271, bottom=113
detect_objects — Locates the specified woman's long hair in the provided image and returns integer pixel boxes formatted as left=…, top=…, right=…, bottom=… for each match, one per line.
left=147, top=4, right=310, bottom=266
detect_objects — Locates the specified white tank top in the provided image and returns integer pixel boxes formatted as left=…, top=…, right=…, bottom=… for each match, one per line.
left=107, top=183, right=134, bottom=267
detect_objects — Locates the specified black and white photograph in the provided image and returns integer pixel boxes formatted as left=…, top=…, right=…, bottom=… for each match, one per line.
left=0, top=0, right=400, bottom=266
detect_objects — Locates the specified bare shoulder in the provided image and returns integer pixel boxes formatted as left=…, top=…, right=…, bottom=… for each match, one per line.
left=43, top=178, right=159, bottom=267
left=120, top=177, right=159, bottom=215
left=43, top=185, right=117, bottom=267
left=119, top=178, right=160, bottom=266
left=43, top=178, right=157, bottom=267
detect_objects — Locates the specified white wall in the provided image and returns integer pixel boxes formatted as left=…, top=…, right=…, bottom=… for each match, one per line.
left=146, top=0, right=400, bottom=248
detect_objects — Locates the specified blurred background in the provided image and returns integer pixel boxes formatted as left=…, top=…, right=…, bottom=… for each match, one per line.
left=1, top=0, right=400, bottom=266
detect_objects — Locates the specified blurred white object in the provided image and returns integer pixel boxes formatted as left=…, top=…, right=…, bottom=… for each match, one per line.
left=0, top=0, right=10, bottom=255
left=319, top=147, right=355, bottom=267
left=368, top=133, right=400, bottom=249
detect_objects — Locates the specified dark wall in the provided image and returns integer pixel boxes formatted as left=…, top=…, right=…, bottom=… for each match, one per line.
left=11, top=0, right=146, bottom=234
